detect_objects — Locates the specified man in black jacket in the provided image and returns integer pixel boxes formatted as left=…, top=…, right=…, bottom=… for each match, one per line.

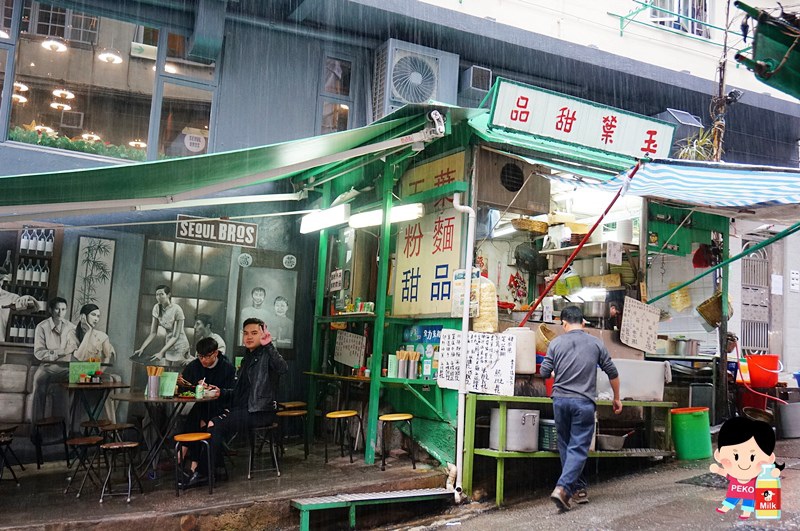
left=181, top=318, right=287, bottom=486
left=179, top=337, right=236, bottom=427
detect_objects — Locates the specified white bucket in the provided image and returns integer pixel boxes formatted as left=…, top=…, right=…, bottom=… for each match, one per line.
left=490, top=408, right=539, bottom=452
left=503, top=327, right=537, bottom=375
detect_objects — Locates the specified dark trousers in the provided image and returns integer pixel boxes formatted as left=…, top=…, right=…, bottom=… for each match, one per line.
left=193, top=408, right=275, bottom=475
left=553, top=396, right=596, bottom=497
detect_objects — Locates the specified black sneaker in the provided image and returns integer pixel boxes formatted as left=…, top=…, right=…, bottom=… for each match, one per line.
left=178, top=470, right=207, bottom=489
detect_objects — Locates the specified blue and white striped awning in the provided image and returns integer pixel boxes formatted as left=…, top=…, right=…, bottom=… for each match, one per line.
left=548, top=159, right=800, bottom=209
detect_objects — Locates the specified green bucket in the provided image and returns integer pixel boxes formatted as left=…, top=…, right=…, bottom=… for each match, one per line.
left=671, top=407, right=712, bottom=460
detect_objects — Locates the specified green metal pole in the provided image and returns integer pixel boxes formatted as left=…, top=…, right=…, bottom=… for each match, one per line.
left=364, top=161, right=395, bottom=464
left=648, top=219, right=800, bottom=304
left=306, top=183, right=332, bottom=453
left=462, top=393, right=476, bottom=496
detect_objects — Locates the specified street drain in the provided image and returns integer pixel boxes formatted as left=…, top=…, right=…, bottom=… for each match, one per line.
left=676, top=472, right=728, bottom=489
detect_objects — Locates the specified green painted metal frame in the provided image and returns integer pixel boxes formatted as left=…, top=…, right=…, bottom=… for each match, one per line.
left=292, top=491, right=453, bottom=531
left=609, top=0, right=726, bottom=46
left=462, top=394, right=677, bottom=506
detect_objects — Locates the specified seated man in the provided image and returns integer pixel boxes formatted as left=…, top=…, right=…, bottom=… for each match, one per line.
left=177, top=337, right=236, bottom=468
left=31, top=297, right=78, bottom=425
left=181, top=318, right=287, bottom=487
left=179, top=337, right=235, bottom=431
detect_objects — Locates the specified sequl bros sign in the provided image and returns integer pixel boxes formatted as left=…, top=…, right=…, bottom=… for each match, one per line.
left=176, top=215, right=258, bottom=248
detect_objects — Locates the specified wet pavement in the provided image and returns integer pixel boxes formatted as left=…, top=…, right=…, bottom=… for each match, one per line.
left=393, top=438, right=800, bottom=531
left=0, top=441, right=445, bottom=530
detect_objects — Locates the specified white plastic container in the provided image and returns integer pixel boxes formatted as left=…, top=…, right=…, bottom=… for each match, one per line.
left=596, top=358, right=666, bottom=401
left=779, top=402, right=800, bottom=439
left=503, top=327, right=537, bottom=374
left=490, top=408, right=539, bottom=451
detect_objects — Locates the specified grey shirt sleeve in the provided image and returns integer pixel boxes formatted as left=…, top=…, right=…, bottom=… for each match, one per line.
left=598, top=343, right=619, bottom=380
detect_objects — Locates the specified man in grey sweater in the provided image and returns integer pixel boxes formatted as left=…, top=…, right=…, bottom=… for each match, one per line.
left=539, top=305, right=622, bottom=511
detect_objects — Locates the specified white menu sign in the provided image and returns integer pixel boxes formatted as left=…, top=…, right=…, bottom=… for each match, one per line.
left=489, top=78, right=675, bottom=159
left=619, top=296, right=661, bottom=353
left=334, top=330, right=367, bottom=368
left=437, top=329, right=516, bottom=396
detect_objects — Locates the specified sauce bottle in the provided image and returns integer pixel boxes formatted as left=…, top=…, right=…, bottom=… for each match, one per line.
left=755, top=463, right=781, bottom=520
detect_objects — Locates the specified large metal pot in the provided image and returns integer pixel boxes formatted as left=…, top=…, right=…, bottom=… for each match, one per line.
left=583, top=301, right=608, bottom=318
left=489, top=409, right=540, bottom=451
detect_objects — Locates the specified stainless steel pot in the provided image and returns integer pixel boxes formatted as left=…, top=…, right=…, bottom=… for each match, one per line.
left=583, top=301, right=608, bottom=318
left=489, top=408, right=540, bottom=452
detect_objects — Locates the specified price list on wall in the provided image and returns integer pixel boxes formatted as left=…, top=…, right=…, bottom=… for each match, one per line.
left=437, top=329, right=516, bottom=396
left=619, top=296, right=661, bottom=353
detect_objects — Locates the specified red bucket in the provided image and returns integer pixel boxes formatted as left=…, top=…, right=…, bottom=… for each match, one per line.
left=746, top=354, right=782, bottom=388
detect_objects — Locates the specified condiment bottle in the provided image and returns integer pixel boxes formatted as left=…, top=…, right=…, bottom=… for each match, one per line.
left=195, top=381, right=205, bottom=399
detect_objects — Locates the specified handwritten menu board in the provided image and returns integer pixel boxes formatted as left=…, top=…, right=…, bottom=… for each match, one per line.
left=619, top=296, right=660, bottom=353
left=437, top=329, right=516, bottom=396
left=334, top=330, right=367, bottom=368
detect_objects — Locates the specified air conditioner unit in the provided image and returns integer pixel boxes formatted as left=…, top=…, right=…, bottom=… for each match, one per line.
left=60, top=110, right=84, bottom=129
left=460, top=65, right=492, bottom=98
left=475, top=149, right=550, bottom=216
left=372, top=39, right=459, bottom=121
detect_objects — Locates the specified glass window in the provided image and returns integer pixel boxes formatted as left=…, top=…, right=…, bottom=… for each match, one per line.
left=135, top=28, right=216, bottom=82
left=35, top=4, right=66, bottom=38
left=320, top=100, right=349, bottom=135
left=318, top=54, right=354, bottom=134
left=323, top=57, right=352, bottom=97
left=8, top=17, right=154, bottom=160
left=1, top=0, right=12, bottom=39
left=159, top=81, right=212, bottom=158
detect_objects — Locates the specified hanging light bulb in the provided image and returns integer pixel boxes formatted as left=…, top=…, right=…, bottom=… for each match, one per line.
left=81, top=132, right=101, bottom=142
left=97, top=48, right=123, bottom=64
left=52, top=89, right=75, bottom=99
left=12, top=94, right=28, bottom=104
left=129, top=139, right=147, bottom=149
left=13, top=82, right=29, bottom=92
left=50, top=100, right=72, bottom=111
left=41, top=36, right=68, bottom=52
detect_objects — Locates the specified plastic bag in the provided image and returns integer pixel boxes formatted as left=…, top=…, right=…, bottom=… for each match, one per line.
left=473, top=277, right=498, bottom=333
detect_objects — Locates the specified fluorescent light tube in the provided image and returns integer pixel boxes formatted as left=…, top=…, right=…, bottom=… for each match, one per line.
left=348, top=203, right=425, bottom=228
left=492, top=224, right=516, bottom=238
left=300, top=204, right=350, bottom=234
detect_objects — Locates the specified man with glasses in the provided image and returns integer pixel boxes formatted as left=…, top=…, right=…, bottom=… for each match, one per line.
left=178, top=337, right=235, bottom=432
left=539, top=305, right=622, bottom=512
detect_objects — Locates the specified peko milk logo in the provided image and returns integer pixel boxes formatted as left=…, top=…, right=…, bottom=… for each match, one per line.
left=708, top=416, right=784, bottom=521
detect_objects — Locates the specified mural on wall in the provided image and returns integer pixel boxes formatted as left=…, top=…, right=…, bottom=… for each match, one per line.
left=72, top=237, right=116, bottom=331
left=237, top=250, right=298, bottom=350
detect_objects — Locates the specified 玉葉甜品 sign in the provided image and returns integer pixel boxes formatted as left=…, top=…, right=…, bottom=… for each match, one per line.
left=176, top=215, right=258, bottom=248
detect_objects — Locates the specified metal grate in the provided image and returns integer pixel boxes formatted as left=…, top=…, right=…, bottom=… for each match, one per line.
left=293, top=488, right=451, bottom=508
left=740, top=245, right=770, bottom=352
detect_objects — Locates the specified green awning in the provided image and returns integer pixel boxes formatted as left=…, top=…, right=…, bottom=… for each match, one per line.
left=0, top=115, right=420, bottom=212
left=469, top=113, right=638, bottom=176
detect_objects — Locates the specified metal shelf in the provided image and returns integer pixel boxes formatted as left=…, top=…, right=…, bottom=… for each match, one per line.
left=473, top=447, right=673, bottom=459
left=539, top=242, right=639, bottom=257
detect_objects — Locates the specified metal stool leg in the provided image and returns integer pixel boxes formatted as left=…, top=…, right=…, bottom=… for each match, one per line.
left=174, top=442, right=181, bottom=497
left=99, top=450, right=113, bottom=503
left=269, top=430, right=280, bottom=477
left=61, top=420, right=69, bottom=468
left=347, top=418, right=354, bottom=464
left=205, top=441, right=213, bottom=495
left=76, top=447, right=98, bottom=498
left=302, top=415, right=308, bottom=459
left=125, top=449, right=133, bottom=503
left=34, top=428, right=43, bottom=469
left=5, top=445, right=24, bottom=472
left=0, top=445, right=20, bottom=486
left=324, top=418, right=330, bottom=464
left=339, top=419, right=346, bottom=458
left=380, top=420, right=387, bottom=471
left=247, top=431, right=255, bottom=480
left=407, top=420, right=416, bottom=470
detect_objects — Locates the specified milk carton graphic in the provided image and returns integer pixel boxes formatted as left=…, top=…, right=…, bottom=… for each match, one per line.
left=755, top=464, right=781, bottom=520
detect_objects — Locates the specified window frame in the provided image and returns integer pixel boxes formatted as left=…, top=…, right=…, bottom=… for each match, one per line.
left=316, top=51, right=355, bottom=135
left=28, top=1, right=98, bottom=45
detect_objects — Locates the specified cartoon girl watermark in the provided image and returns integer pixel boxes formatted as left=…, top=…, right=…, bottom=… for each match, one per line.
left=709, top=416, right=784, bottom=520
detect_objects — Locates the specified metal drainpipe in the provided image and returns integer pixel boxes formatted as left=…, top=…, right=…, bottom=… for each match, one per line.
left=452, top=192, right=475, bottom=502
left=226, top=13, right=381, bottom=49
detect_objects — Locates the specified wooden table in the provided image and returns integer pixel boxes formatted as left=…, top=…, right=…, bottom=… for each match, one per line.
left=111, top=392, right=218, bottom=479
